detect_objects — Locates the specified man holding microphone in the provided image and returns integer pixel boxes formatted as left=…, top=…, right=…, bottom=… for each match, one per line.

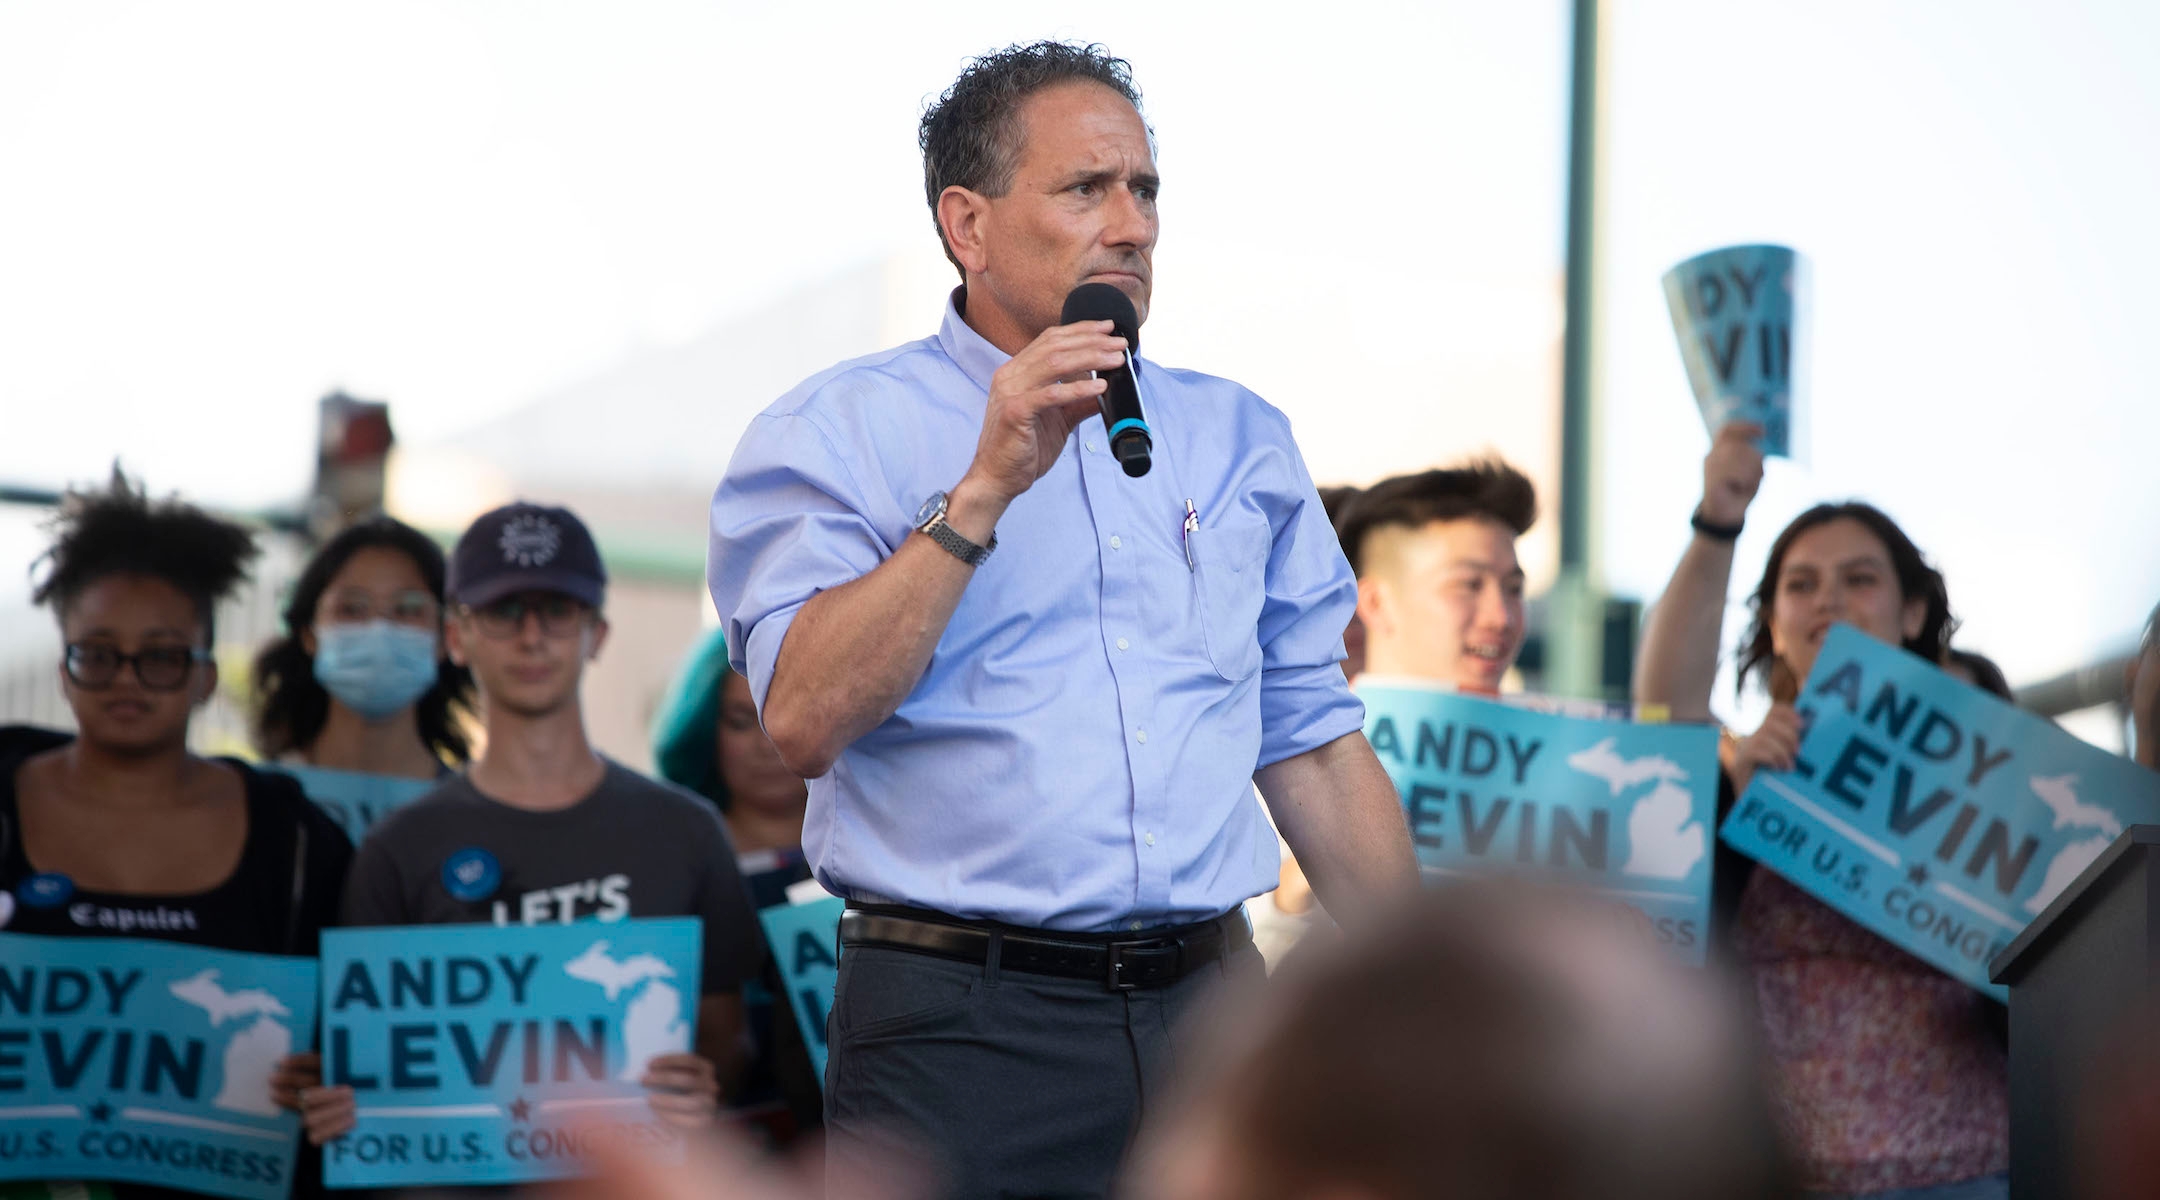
left=708, top=41, right=1415, bottom=1197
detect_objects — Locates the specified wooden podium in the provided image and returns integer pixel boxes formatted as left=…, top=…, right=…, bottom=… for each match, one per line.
left=1989, top=824, right=2160, bottom=1200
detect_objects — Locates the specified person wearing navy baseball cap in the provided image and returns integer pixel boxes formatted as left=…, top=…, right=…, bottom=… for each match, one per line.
left=305, top=501, right=767, bottom=1152
left=446, top=501, right=609, bottom=610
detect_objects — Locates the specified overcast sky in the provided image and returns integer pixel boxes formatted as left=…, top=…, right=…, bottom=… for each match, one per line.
left=3, top=1, right=2155, bottom=723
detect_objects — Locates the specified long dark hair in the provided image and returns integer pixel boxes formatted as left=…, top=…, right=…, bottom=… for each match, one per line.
left=1737, top=502, right=1955, bottom=697
left=252, top=516, right=474, bottom=764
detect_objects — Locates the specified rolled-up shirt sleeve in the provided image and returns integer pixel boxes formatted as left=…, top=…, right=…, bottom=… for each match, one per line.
left=1253, top=442, right=1365, bottom=768
left=708, top=409, right=892, bottom=715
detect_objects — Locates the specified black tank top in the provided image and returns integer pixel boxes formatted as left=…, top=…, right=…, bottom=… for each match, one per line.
left=0, top=726, right=354, bottom=1200
left=0, top=727, right=348, bottom=955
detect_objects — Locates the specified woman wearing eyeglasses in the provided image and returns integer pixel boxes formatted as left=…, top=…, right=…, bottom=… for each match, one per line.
left=0, top=472, right=353, bottom=1198
left=251, top=515, right=476, bottom=840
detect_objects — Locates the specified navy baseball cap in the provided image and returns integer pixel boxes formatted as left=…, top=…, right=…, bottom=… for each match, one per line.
left=447, top=502, right=607, bottom=609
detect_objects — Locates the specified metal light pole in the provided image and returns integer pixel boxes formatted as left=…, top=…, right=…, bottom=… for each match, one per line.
left=1550, top=0, right=1614, bottom=700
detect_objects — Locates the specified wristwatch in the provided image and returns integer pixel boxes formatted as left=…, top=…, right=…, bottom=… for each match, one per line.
left=913, top=491, right=997, bottom=567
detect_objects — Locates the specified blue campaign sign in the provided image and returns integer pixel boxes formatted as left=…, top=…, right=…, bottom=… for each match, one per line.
left=1721, top=625, right=2160, bottom=999
left=1360, top=682, right=1720, bottom=964
left=1662, top=243, right=1805, bottom=457
left=0, top=933, right=317, bottom=1200
left=757, top=898, right=841, bottom=1084
left=276, top=765, right=437, bottom=845
left=320, top=918, right=702, bottom=1188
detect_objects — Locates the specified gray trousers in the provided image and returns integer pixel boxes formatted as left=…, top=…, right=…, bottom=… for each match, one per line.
left=823, top=937, right=1264, bottom=1199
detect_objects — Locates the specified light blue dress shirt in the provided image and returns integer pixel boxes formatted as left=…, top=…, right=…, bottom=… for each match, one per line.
left=708, top=292, right=1364, bottom=931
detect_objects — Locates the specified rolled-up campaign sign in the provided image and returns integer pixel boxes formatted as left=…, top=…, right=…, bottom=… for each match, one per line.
left=1662, top=243, right=1806, bottom=457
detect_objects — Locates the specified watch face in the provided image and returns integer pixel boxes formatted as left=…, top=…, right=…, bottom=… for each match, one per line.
left=914, top=491, right=948, bottom=528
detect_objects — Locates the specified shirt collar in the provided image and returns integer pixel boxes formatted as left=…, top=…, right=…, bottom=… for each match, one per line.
left=936, top=286, right=1011, bottom=394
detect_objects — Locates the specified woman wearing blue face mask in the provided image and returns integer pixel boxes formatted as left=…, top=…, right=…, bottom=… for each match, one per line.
left=251, top=516, right=474, bottom=835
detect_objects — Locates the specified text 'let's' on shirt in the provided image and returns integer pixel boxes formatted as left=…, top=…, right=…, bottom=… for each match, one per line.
left=339, top=761, right=763, bottom=996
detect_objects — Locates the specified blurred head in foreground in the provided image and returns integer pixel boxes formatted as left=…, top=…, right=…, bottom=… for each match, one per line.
left=565, top=884, right=1792, bottom=1200
left=1127, top=883, right=1795, bottom=1200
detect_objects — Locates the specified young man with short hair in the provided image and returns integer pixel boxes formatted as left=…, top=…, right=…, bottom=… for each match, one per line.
left=1335, top=459, right=1538, bottom=693
left=308, top=502, right=762, bottom=1143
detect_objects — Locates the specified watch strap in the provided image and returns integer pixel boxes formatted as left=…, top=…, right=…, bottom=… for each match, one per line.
left=1689, top=508, right=1745, bottom=542
left=922, top=516, right=996, bottom=567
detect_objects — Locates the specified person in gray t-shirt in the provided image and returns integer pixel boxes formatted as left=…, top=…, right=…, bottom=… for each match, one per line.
left=299, top=502, right=765, bottom=1149
left=342, top=761, right=762, bottom=996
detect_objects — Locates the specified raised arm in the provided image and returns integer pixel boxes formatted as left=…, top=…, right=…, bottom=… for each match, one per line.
left=749, top=322, right=1124, bottom=779
left=1633, top=422, right=1765, bottom=724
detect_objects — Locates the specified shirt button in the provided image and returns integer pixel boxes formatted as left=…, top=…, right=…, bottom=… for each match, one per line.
left=1086, top=440, right=1098, bottom=453
left=1109, top=535, right=1123, bottom=550
left=1135, top=729, right=1148, bottom=744
left=1116, top=637, right=1130, bottom=651
left=1145, top=832, right=1156, bottom=847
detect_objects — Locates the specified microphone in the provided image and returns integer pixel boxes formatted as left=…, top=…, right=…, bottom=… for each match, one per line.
left=1060, top=282, right=1152, bottom=478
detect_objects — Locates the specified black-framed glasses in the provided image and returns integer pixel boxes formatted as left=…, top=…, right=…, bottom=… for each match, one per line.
left=63, top=643, right=211, bottom=691
left=461, top=594, right=589, bottom=640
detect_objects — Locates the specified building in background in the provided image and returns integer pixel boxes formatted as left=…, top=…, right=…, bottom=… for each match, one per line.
left=379, top=254, right=958, bottom=769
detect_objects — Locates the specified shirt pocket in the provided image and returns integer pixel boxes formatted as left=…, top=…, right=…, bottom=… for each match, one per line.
left=1190, top=519, right=1272, bottom=681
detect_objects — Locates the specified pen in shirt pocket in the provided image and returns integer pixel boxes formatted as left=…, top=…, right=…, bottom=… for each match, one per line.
left=1182, top=499, right=1200, bottom=570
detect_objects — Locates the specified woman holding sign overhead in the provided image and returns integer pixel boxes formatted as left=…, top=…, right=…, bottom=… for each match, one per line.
left=1635, top=424, right=2008, bottom=1200
left=250, top=515, right=474, bottom=842
left=0, top=472, right=354, bottom=1200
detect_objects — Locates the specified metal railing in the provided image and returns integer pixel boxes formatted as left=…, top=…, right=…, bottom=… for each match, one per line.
left=2017, top=653, right=2134, bottom=721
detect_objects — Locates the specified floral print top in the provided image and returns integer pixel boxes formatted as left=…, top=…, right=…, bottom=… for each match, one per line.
left=1733, top=868, right=2009, bottom=1194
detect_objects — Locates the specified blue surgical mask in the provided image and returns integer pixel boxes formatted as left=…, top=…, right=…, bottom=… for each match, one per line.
left=313, top=621, right=440, bottom=720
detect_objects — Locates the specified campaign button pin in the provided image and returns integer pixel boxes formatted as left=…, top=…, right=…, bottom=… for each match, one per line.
left=18, top=872, right=74, bottom=908
left=442, top=848, right=501, bottom=901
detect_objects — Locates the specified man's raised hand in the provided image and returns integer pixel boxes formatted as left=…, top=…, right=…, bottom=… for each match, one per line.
left=963, top=320, right=1127, bottom=505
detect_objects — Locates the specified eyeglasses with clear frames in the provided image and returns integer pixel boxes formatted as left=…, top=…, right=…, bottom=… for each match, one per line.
left=321, top=588, right=439, bottom=627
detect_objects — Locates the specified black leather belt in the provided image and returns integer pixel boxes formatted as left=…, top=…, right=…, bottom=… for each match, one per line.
left=838, top=904, right=1253, bottom=991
